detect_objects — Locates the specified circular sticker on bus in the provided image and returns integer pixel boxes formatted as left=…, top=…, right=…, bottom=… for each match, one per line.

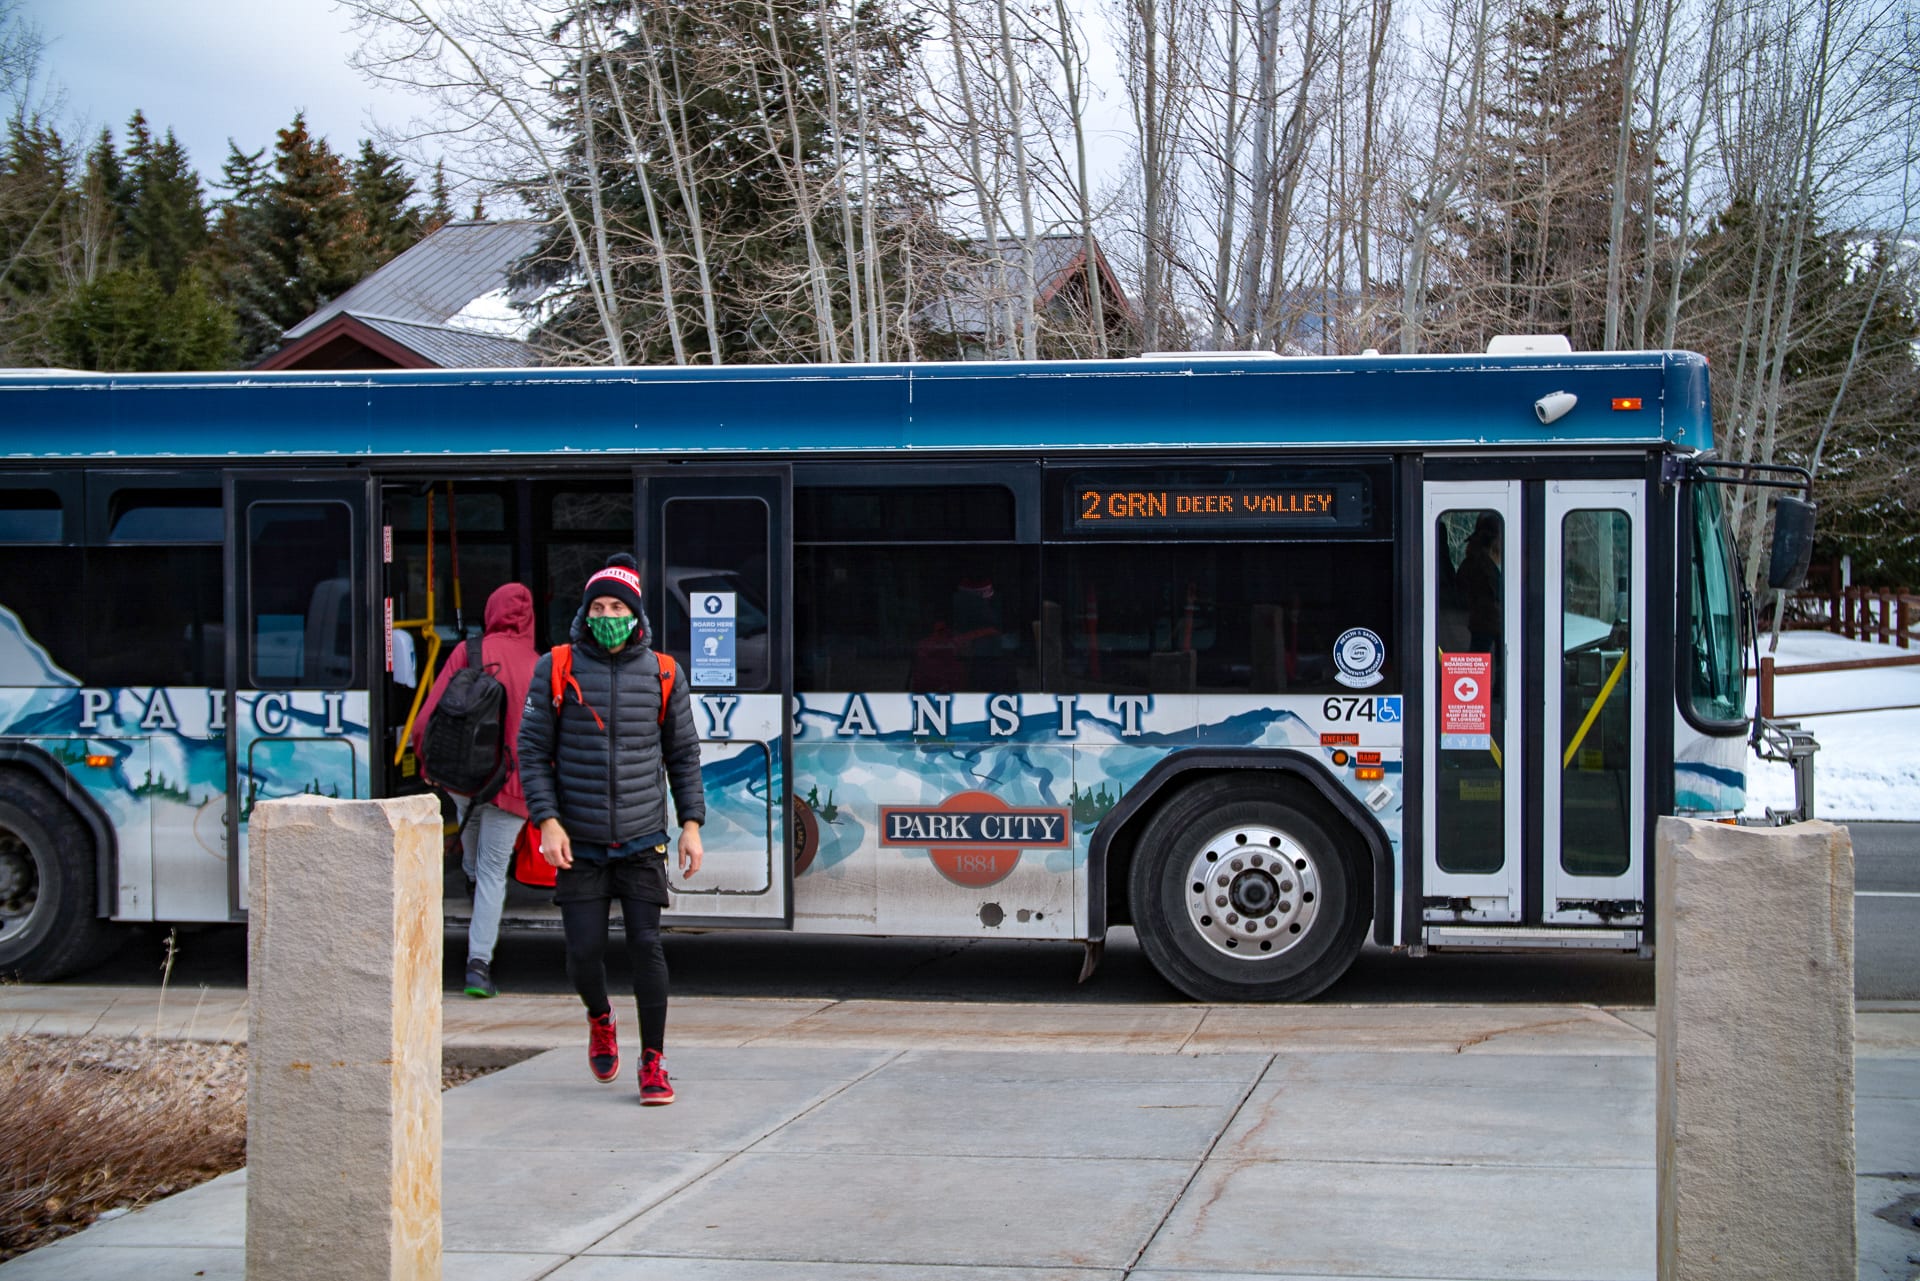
left=1334, top=627, right=1386, bottom=688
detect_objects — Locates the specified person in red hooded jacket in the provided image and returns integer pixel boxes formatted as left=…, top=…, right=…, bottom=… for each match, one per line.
left=414, top=582, right=540, bottom=998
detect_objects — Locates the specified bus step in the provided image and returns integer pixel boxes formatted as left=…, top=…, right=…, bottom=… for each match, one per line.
left=1423, top=926, right=1641, bottom=952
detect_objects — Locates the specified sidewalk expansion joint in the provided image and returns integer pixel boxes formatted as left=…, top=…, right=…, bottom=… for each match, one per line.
left=1123, top=1051, right=1276, bottom=1273
left=569, top=1047, right=907, bottom=1262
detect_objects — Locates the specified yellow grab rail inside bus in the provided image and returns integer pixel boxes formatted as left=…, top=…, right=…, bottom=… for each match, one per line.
left=393, top=488, right=440, bottom=766
left=1562, top=649, right=1629, bottom=770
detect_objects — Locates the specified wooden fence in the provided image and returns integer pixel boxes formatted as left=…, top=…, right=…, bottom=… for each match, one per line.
left=1754, top=651, right=1920, bottom=719
left=1783, top=579, right=1919, bottom=649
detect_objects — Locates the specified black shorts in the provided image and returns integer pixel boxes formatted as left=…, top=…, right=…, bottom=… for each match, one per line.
left=552, top=852, right=671, bottom=908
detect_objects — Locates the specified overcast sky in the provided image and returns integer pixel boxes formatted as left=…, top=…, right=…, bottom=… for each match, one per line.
left=20, top=0, right=426, bottom=196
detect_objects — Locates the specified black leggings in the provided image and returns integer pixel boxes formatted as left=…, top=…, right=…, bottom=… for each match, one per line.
left=561, top=896, right=669, bottom=1054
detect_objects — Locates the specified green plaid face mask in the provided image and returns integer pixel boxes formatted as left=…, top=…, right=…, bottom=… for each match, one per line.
left=588, top=614, right=639, bottom=648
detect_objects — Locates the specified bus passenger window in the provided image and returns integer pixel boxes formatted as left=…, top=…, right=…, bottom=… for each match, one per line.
left=662, top=497, right=770, bottom=691
left=1045, top=542, right=1394, bottom=695
left=1561, top=509, right=1632, bottom=877
left=1434, top=509, right=1505, bottom=875
left=248, top=502, right=355, bottom=688
left=0, top=489, right=63, bottom=542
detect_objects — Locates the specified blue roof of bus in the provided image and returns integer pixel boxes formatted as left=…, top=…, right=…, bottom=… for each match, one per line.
left=0, top=351, right=1713, bottom=459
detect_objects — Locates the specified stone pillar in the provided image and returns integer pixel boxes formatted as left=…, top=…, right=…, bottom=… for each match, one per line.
left=1655, top=817, right=1855, bottom=1281
left=247, top=795, right=444, bottom=1281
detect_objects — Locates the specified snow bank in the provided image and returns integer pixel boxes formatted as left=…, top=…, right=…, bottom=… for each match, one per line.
left=1743, top=631, right=1920, bottom=821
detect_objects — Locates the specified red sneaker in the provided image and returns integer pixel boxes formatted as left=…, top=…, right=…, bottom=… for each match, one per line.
left=639, top=1048, right=675, bottom=1105
left=587, top=1011, right=619, bottom=1082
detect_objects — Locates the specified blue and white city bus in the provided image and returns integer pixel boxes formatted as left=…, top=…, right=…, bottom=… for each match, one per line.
left=0, top=347, right=1809, bottom=998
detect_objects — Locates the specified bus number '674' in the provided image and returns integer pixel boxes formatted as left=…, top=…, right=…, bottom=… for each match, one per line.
left=1322, top=696, right=1402, bottom=723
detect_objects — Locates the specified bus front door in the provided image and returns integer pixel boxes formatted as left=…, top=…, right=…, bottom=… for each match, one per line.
left=640, top=470, right=791, bottom=927
left=224, top=473, right=373, bottom=918
left=1422, top=478, right=1647, bottom=933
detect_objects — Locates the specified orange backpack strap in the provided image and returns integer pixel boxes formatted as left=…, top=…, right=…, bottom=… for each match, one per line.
left=657, top=653, right=676, bottom=724
left=548, top=644, right=604, bottom=730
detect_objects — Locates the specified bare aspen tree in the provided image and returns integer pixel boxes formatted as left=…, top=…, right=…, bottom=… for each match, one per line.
left=1046, top=0, right=1110, bottom=356
left=1396, top=0, right=1496, bottom=351
left=1602, top=0, right=1647, bottom=348
left=344, top=0, right=631, bottom=364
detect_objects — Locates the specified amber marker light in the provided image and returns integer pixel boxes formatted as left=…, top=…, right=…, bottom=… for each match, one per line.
left=84, top=755, right=113, bottom=768
left=1356, top=766, right=1386, bottom=781
left=1330, top=750, right=1350, bottom=766
left=1612, top=397, right=1643, bottom=411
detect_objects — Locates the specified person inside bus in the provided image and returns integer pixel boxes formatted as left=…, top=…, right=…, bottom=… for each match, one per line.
left=518, top=553, right=705, bottom=1106
left=1458, top=512, right=1504, bottom=696
left=1459, top=513, right=1504, bottom=654
left=413, top=582, right=539, bottom=1001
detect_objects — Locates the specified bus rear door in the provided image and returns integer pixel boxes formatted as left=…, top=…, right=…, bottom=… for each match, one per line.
left=1422, top=475, right=1647, bottom=937
left=640, top=469, right=791, bottom=927
left=224, top=473, right=373, bottom=918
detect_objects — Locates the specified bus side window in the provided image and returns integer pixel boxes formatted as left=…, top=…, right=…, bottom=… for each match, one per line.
left=247, top=501, right=356, bottom=689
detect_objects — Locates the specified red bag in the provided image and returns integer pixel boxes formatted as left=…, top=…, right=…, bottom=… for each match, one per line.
left=510, top=821, right=555, bottom=888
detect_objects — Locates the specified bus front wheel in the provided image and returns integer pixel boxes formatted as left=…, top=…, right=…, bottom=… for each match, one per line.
left=1129, top=777, right=1368, bottom=1002
left=0, top=772, right=120, bottom=981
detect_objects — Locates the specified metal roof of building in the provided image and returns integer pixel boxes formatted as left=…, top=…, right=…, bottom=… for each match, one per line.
left=283, top=219, right=547, bottom=342
left=351, top=315, right=533, bottom=369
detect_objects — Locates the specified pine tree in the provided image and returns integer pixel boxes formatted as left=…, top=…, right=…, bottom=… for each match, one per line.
left=123, top=122, right=209, bottom=292
left=53, top=262, right=237, bottom=370
left=212, top=114, right=371, bottom=360
left=425, top=160, right=454, bottom=231
left=515, top=0, right=928, bottom=364
left=0, top=115, right=75, bottom=362
left=1441, top=0, right=1661, bottom=351
left=352, top=140, right=422, bottom=266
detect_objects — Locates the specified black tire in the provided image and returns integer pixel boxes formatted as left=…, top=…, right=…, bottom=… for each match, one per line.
left=1129, top=775, right=1369, bottom=1002
left=0, top=771, right=122, bottom=981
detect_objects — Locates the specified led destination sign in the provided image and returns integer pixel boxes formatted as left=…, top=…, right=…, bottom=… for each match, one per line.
left=1071, top=481, right=1364, bottom=530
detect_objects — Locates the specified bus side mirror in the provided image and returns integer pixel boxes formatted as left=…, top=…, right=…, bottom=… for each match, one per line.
left=1767, top=496, right=1816, bottom=591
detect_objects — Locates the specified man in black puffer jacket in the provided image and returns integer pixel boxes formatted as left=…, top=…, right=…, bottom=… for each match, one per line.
left=519, top=553, right=705, bottom=1105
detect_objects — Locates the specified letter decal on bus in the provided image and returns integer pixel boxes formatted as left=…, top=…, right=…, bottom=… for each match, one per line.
left=911, top=693, right=951, bottom=737
left=1112, top=695, right=1150, bottom=737
left=323, top=691, right=347, bottom=736
left=1055, top=693, right=1079, bottom=737
left=880, top=791, right=1071, bottom=888
left=835, top=693, right=877, bottom=737
left=78, top=689, right=111, bottom=730
left=138, top=689, right=178, bottom=731
left=253, top=692, right=292, bottom=735
left=207, top=688, right=227, bottom=732
left=701, top=695, right=740, bottom=739
left=986, top=693, right=1020, bottom=737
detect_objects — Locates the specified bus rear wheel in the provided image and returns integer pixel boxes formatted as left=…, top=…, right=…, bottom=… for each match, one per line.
left=1129, top=776, right=1368, bottom=1002
left=0, top=772, right=120, bottom=981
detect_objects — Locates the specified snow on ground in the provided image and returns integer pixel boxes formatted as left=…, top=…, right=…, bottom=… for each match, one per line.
left=1742, top=630, right=1920, bottom=821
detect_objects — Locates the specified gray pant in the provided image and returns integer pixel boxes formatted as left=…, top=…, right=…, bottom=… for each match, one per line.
left=453, top=798, right=518, bottom=965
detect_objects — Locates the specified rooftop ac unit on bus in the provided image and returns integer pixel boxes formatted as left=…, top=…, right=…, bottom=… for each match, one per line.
left=1486, top=334, right=1573, bottom=354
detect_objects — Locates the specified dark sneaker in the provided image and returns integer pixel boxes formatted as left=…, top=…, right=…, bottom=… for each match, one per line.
left=587, top=1011, right=620, bottom=1082
left=463, top=958, right=496, bottom=999
left=639, top=1048, right=675, bottom=1105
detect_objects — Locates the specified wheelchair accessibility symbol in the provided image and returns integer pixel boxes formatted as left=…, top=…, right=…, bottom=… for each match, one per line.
left=1375, top=696, right=1403, bottom=723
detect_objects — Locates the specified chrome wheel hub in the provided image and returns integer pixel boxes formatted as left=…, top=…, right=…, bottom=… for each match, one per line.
left=0, top=826, right=39, bottom=943
left=1183, top=822, right=1321, bottom=958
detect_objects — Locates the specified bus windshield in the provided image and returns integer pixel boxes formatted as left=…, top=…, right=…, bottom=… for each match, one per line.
left=1688, top=482, right=1744, bottom=722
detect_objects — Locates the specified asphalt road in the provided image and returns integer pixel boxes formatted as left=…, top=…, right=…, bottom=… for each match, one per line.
left=77, top=821, right=1918, bottom=1005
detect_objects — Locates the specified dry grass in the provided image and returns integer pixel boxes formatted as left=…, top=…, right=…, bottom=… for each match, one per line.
left=0, top=1033, right=246, bottom=1260
left=0, top=1034, right=499, bottom=1262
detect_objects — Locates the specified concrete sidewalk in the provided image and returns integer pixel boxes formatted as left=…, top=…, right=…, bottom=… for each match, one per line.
left=4, top=988, right=1918, bottom=1280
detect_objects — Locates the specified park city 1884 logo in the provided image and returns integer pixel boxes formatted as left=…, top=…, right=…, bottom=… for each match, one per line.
left=879, top=791, right=1071, bottom=887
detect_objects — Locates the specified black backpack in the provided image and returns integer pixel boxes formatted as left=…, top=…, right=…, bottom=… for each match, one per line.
left=420, top=636, right=509, bottom=811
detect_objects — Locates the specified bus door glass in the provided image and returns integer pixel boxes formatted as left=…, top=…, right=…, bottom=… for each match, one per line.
left=641, top=470, right=790, bottom=927
left=225, top=474, right=371, bottom=918
left=1542, top=481, right=1645, bottom=922
left=1423, top=481, right=1523, bottom=921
